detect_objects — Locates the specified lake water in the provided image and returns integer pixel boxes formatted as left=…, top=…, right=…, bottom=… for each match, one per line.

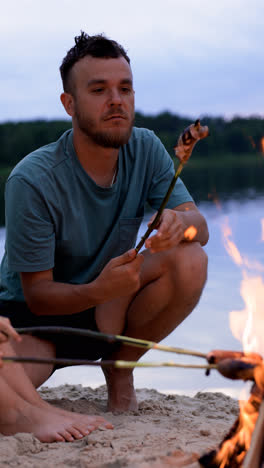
left=1, top=196, right=263, bottom=398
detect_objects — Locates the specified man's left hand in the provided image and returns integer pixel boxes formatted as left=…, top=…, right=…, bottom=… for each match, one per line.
left=145, top=209, right=186, bottom=253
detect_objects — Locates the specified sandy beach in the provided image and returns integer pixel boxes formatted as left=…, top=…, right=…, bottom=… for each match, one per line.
left=0, top=384, right=239, bottom=468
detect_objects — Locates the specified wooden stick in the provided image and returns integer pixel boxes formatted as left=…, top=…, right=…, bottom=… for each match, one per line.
left=2, top=355, right=216, bottom=370
left=135, top=119, right=209, bottom=253
left=15, top=326, right=207, bottom=359
left=135, top=162, right=184, bottom=253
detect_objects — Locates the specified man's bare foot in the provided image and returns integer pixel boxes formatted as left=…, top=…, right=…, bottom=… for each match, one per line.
left=103, top=368, right=138, bottom=412
left=0, top=401, right=106, bottom=443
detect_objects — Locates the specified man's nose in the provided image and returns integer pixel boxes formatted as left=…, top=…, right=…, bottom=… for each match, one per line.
left=108, top=88, right=122, bottom=105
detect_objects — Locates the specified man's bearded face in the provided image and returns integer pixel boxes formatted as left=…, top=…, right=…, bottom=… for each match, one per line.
left=71, top=56, right=135, bottom=149
left=74, top=102, right=134, bottom=148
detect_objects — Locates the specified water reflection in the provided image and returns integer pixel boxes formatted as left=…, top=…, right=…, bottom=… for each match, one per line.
left=182, top=161, right=264, bottom=203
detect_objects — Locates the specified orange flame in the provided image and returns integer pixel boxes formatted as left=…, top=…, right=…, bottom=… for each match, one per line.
left=215, top=394, right=260, bottom=467
left=221, top=220, right=243, bottom=266
left=221, top=218, right=264, bottom=355
left=229, top=274, right=264, bottom=356
left=208, top=190, right=222, bottom=211
left=261, top=137, right=264, bottom=154
left=215, top=218, right=264, bottom=466
left=221, top=218, right=264, bottom=272
left=184, top=225, right=197, bottom=241
left=248, top=135, right=256, bottom=149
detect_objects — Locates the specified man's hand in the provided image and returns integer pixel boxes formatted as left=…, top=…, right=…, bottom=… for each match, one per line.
left=94, top=249, right=144, bottom=303
left=145, top=209, right=186, bottom=253
left=0, top=316, right=22, bottom=367
left=145, top=203, right=209, bottom=253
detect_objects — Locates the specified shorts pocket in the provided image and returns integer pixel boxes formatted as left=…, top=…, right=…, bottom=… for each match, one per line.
left=119, top=217, right=143, bottom=254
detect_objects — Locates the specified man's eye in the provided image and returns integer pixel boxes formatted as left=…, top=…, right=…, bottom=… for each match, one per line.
left=92, top=88, right=104, bottom=93
left=121, top=87, right=132, bottom=93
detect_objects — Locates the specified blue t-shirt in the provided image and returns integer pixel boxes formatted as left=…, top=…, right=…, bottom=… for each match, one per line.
left=0, top=127, right=193, bottom=301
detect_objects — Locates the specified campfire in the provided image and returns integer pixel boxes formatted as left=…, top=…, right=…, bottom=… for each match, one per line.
left=198, top=215, right=264, bottom=467
left=198, top=350, right=264, bottom=467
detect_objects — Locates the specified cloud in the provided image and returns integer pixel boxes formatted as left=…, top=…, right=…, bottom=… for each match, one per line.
left=0, top=0, right=263, bottom=120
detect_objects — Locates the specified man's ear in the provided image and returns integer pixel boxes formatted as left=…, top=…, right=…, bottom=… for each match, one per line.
left=60, top=92, right=75, bottom=117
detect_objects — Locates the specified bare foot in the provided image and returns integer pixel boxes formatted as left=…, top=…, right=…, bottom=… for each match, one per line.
left=0, top=401, right=96, bottom=443
left=103, top=367, right=138, bottom=412
left=35, top=397, right=113, bottom=432
left=46, top=403, right=113, bottom=432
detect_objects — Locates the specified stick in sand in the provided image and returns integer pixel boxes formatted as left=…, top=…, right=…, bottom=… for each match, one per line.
left=135, top=119, right=209, bottom=253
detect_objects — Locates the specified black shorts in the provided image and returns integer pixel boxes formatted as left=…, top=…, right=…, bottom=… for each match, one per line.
left=0, top=300, right=119, bottom=363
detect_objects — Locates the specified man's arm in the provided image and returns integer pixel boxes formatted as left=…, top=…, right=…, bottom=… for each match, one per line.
left=144, top=202, right=209, bottom=253
left=20, top=249, right=144, bottom=317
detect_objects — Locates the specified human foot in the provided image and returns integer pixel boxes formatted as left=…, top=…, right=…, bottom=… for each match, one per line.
left=0, top=401, right=108, bottom=443
left=36, top=398, right=113, bottom=432
left=103, top=368, right=138, bottom=412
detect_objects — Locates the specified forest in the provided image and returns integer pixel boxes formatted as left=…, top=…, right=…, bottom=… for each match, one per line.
left=0, top=111, right=263, bottom=225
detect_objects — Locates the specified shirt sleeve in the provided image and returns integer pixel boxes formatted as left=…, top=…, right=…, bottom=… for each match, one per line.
left=147, top=133, right=194, bottom=210
left=5, top=176, right=55, bottom=272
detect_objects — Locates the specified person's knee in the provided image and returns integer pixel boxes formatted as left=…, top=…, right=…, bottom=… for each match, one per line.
left=185, top=242, right=208, bottom=285
left=165, top=242, right=208, bottom=292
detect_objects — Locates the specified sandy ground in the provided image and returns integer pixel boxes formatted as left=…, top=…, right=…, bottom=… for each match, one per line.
left=0, top=385, right=239, bottom=468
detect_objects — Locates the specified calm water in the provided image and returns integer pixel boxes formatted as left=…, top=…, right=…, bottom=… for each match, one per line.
left=1, top=196, right=263, bottom=397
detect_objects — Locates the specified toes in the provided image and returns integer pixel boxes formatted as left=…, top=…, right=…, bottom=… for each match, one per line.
left=86, top=424, right=96, bottom=433
left=51, top=432, right=65, bottom=443
left=59, top=430, right=75, bottom=442
left=71, top=426, right=87, bottom=439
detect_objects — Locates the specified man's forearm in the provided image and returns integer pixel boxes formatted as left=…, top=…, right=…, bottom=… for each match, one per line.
left=20, top=249, right=144, bottom=317
left=22, top=277, right=104, bottom=317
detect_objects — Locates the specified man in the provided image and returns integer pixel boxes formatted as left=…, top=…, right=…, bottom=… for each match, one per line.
left=0, top=32, right=209, bottom=441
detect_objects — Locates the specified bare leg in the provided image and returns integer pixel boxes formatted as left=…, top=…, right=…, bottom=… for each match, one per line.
left=96, top=242, right=208, bottom=412
left=0, top=336, right=113, bottom=441
left=96, top=295, right=134, bottom=334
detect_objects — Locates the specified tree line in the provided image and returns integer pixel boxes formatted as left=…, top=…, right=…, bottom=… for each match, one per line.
left=0, top=112, right=263, bottom=168
left=0, top=112, right=263, bottom=226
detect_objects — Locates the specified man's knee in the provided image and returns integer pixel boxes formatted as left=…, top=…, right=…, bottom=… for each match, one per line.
left=165, top=242, right=208, bottom=291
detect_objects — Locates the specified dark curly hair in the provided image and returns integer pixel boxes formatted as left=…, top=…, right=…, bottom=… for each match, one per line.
left=60, top=32, right=130, bottom=93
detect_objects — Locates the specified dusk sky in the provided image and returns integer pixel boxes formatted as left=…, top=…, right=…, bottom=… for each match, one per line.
left=1, top=0, right=263, bottom=122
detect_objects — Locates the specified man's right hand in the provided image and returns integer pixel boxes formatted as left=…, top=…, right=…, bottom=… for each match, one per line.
left=94, top=249, right=144, bottom=303
left=20, top=250, right=144, bottom=316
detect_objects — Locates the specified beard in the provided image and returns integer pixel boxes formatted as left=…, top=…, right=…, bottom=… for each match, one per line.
left=75, top=107, right=134, bottom=148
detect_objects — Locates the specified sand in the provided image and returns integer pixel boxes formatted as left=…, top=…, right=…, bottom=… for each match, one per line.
left=0, top=385, right=239, bottom=468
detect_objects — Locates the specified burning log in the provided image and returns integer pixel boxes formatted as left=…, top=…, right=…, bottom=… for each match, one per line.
left=199, top=352, right=264, bottom=468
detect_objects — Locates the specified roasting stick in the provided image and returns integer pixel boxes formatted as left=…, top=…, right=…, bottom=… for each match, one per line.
left=1, top=354, right=216, bottom=371
left=135, top=119, right=209, bottom=253
left=15, top=326, right=207, bottom=358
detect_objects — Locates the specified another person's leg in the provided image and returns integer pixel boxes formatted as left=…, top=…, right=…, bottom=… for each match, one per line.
left=0, top=315, right=113, bottom=441
left=96, top=242, right=208, bottom=411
